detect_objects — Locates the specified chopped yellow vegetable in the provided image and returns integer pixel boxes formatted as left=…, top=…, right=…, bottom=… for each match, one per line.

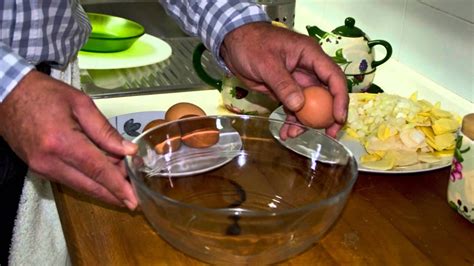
left=360, top=153, right=381, bottom=163
left=361, top=152, right=396, bottom=170
left=345, top=92, right=460, bottom=170
left=377, top=124, right=398, bottom=140
left=432, top=149, right=455, bottom=157
left=418, top=126, right=435, bottom=142
left=426, top=138, right=441, bottom=151
left=345, top=127, right=359, bottom=139
left=417, top=153, right=442, bottom=163
left=433, top=133, right=456, bottom=150
left=409, top=91, right=418, bottom=101
left=417, top=100, right=434, bottom=112
left=399, top=128, right=426, bottom=149
left=432, top=118, right=459, bottom=135
left=431, top=108, right=453, bottom=119
left=392, top=150, right=419, bottom=166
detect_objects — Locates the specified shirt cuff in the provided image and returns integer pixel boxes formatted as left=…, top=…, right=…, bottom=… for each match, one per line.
left=0, top=43, right=35, bottom=102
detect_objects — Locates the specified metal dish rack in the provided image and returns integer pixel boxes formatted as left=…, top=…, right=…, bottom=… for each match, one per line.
left=80, top=37, right=223, bottom=98
left=80, top=1, right=223, bottom=98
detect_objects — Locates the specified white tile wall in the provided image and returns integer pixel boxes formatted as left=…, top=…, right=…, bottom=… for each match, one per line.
left=418, top=0, right=473, bottom=23
left=295, top=0, right=473, bottom=103
left=400, top=0, right=473, bottom=102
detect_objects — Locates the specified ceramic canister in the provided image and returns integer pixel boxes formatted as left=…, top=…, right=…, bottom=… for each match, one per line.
left=448, top=113, right=474, bottom=223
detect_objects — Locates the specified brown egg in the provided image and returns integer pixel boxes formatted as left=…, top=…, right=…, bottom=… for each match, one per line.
left=180, top=117, right=220, bottom=149
left=164, top=102, right=218, bottom=149
left=295, top=86, right=335, bottom=129
left=154, top=135, right=182, bottom=154
left=144, top=122, right=182, bottom=154
left=143, top=118, right=167, bottom=132
left=165, top=102, right=206, bottom=121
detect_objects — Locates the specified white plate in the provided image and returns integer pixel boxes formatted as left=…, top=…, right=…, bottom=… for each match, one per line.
left=269, top=106, right=452, bottom=174
left=109, top=111, right=242, bottom=177
left=107, top=110, right=166, bottom=140
left=78, top=34, right=172, bottom=70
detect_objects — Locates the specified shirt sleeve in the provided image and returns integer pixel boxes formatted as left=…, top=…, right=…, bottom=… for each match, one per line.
left=159, top=0, right=270, bottom=71
left=0, top=42, right=34, bottom=102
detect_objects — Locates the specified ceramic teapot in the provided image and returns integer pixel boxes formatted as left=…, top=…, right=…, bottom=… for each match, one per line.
left=307, top=17, right=392, bottom=93
left=193, top=43, right=280, bottom=115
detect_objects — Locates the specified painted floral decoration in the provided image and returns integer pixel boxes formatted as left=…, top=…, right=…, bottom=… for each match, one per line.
left=450, top=135, right=470, bottom=181
left=359, top=59, right=368, bottom=73
left=124, top=119, right=141, bottom=137
left=230, top=86, right=249, bottom=99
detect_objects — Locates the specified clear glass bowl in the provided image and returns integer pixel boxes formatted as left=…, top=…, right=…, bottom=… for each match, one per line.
left=125, top=115, right=358, bottom=265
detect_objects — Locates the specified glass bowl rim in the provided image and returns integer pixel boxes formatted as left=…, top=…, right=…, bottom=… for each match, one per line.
left=125, top=114, right=358, bottom=217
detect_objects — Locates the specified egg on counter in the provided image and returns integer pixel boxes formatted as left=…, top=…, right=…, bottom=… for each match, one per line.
left=164, top=102, right=219, bottom=148
left=144, top=122, right=182, bottom=154
left=179, top=117, right=220, bottom=149
left=143, top=118, right=167, bottom=132
left=143, top=101, right=207, bottom=154
left=165, top=102, right=206, bottom=121
left=295, top=86, right=335, bottom=129
left=144, top=102, right=220, bottom=150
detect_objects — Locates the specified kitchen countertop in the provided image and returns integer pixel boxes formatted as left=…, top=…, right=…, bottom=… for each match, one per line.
left=53, top=6, right=473, bottom=265
left=54, top=163, right=474, bottom=265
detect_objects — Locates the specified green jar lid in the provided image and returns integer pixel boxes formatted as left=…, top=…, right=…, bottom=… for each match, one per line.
left=332, top=17, right=365, bottom=37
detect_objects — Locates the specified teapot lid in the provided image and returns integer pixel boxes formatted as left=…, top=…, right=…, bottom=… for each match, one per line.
left=332, top=17, right=365, bottom=37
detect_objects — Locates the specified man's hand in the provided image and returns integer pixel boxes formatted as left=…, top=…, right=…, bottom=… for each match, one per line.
left=220, top=22, right=348, bottom=138
left=0, top=70, right=138, bottom=209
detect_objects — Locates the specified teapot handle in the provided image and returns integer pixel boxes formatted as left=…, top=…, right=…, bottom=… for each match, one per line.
left=368, top=40, right=393, bottom=69
left=192, top=43, right=223, bottom=91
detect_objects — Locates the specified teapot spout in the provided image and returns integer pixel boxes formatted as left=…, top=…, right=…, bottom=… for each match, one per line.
left=306, top=25, right=327, bottom=41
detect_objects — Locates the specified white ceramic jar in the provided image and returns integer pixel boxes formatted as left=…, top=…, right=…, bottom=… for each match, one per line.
left=447, top=113, right=474, bottom=223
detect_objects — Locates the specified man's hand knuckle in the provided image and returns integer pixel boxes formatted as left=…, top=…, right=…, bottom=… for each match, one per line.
left=74, top=94, right=94, bottom=108
left=274, top=79, right=294, bottom=94
left=101, top=123, right=118, bottom=140
left=88, top=165, right=107, bottom=183
left=38, top=134, right=62, bottom=153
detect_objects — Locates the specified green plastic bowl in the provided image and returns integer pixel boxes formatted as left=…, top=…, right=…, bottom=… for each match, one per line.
left=81, top=13, right=145, bottom=53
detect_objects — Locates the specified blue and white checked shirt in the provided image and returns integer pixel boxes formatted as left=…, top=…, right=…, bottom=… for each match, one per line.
left=159, top=0, right=269, bottom=69
left=0, top=0, right=269, bottom=102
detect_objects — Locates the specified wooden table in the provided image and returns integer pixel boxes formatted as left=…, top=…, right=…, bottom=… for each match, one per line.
left=53, top=166, right=474, bottom=265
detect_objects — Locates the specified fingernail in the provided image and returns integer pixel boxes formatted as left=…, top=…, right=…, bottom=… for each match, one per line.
left=123, top=199, right=136, bottom=210
left=295, top=126, right=305, bottom=136
left=340, top=109, right=348, bottom=123
left=122, top=140, right=138, bottom=154
left=290, top=126, right=305, bottom=138
left=287, top=92, right=304, bottom=112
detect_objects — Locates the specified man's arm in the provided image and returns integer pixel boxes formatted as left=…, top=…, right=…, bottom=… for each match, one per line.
left=158, top=0, right=269, bottom=70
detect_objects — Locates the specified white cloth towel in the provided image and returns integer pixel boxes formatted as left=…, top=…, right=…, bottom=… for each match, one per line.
left=8, top=172, right=69, bottom=266
left=9, top=62, right=81, bottom=265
